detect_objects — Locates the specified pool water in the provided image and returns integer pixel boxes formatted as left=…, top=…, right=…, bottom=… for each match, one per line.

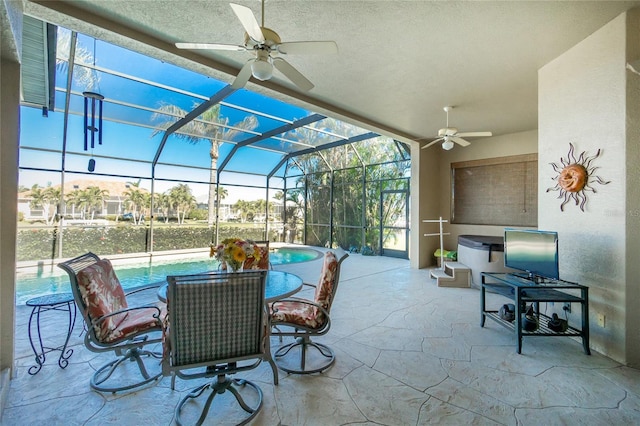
left=15, top=247, right=321, bottom=305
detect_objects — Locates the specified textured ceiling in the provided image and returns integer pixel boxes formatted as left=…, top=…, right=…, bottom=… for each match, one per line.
left=22, top=0, right=640, bottom=146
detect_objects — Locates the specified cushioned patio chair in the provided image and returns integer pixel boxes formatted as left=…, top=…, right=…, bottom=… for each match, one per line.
left=162, top=270, right=268, bottom=426
left=247, top=240, right=272, bottom=270
left=58, top=252, right=164, bottom=393
left=270, top=249, right=349, bottom=374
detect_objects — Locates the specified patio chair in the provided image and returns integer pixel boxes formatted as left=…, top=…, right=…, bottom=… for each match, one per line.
left=58, top=252, right=164, bottom=393
left=162, top=270, right=268, bottom=426
left=247, top=240, right=272, bottom=270
left=270, top=249, right=349, bottom=374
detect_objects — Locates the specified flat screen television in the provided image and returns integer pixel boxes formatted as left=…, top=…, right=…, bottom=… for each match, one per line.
left=504, top=229, right=559, bottom=280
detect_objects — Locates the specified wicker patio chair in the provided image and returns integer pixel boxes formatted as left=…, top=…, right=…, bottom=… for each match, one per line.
left=58, top=252, right=164, bottom=393
left=163, top=270, right=268, bottom=426
left=270, top=249, right=348, bottom=374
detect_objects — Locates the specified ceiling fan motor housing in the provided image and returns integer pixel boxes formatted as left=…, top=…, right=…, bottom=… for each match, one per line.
left=438, top=127, right=458, bottom=137
left=245, top=27, right=281, bottom=50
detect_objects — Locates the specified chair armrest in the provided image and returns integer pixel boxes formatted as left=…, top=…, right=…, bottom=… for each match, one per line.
left=270, top=296, right=313, bottom=309
left=270, top=297, right=330, bottom=318
left=269, top=298, right=332, bottom=333
left=124, top=282, right=164, bottom=296
left=92, top=304, right=163, bottom=327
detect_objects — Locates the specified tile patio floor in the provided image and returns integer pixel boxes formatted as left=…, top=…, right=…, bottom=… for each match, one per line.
left=2, top=251, right=640, bottom=425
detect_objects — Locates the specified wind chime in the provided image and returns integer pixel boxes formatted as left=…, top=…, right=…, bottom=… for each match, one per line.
left=83, top=91, right=103, bottom=172
left=82, top=38, right=104, bottom=172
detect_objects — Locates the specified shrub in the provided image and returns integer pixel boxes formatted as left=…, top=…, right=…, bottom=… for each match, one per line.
left=16, top=224, right=270, bottom=262
left=188, top=208, right=208, bottom=221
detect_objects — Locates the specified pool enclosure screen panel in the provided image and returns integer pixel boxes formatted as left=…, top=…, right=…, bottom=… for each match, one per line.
left=380, top=190, right=409, bottom=258
left=18, top=19, right=412, bottom=262
left=333, top=170, right=364, bottom=250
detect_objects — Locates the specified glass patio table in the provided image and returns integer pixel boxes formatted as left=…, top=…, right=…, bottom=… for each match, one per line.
left=156, top=270, right=303, bottom=303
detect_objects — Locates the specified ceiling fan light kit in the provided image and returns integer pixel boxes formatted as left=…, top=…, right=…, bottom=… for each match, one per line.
left=421, top=106, right=493, bottom=151
left=175, top=1, right=338, bottom=91
left=442, top=140, right=455, bottom=150
left=251, top=54, right=273, bottom=80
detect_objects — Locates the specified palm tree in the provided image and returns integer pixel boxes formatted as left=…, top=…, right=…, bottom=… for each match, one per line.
left=56, top=28, right=100, bottom=92
left=43, top=187, right=62, bottom=224
left=216, top=186, right=228, bottom=203
left=123, top=185, right=147, bottom=225
left=28, top=184, right=61, bottom=225
left=151, top=103, right=258, bottom=226
left=82, top=186, right=109, bottom=220
left=155, top=192, right=171, bottom=223
left=28, top=185, right=47, bottom=223
left=168, top=184, right=196, bottom=225
left=65, top=189, right=84, bottom=219
left=234, top=199, right=255, bottom=223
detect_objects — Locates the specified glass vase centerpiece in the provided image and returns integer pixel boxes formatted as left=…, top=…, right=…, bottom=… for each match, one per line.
left=210, top=238, right=261, bottom=272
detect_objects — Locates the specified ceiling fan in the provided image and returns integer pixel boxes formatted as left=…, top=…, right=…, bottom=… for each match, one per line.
left=421, top=106, right=492, bottom=150
left=175, top=1, right=338, bottom=91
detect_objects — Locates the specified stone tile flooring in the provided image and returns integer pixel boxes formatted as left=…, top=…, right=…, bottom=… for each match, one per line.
left=3, top=252, right=640, bottom=425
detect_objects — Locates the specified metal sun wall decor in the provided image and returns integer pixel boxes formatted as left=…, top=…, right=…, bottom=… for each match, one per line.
left=546, top=143, right=611, bottom=212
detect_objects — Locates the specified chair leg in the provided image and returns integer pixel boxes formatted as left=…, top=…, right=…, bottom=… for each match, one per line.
left=175, top=375, right=263, bottom=426
left=274, top=336, right=335, bottom=374
left=228, top=379, right=263, bottom=414
left=91, top=347, right=162, bottom=393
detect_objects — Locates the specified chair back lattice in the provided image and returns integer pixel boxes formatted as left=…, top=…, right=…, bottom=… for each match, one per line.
left=165, top=270, right=268, bottom=368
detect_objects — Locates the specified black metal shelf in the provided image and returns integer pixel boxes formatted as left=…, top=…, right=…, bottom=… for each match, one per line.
left=484, top=311, right=582, bottom=337
left=481, top=272, right=590, bottom=355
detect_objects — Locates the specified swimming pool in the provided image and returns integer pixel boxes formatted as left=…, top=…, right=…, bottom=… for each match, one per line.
left=15, top=246, right=322, bottom=305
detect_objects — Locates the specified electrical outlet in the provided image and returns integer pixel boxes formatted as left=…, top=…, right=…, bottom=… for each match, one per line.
left=563, top=302, right=571, bottom=313
left=597, top=313, right=606, bottom=327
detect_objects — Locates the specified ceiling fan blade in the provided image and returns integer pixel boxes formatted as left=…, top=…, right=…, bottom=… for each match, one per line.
left=456, top=131, right=492, bottom=138
left=230, top=3, right=265, bottom=43
left=175, top=42, right=247, bottom=51
left=451, top=136, right=471, bottom=147
left=231, top=60, right=254, bottom=89
left=421, top=138, right=443, bottom=149
left=277, top=41, right=338, bottom=55
left=272, top=57, right=314, bottom=91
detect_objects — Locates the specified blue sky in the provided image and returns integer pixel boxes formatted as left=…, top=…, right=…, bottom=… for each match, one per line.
left=18, top=25, right=386, bottom=203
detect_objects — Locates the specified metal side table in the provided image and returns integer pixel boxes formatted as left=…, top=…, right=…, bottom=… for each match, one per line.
left=25, top=292, right=77, bottom=375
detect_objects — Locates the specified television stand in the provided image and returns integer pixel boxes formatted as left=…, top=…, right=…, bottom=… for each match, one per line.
left=480, top=272, right=590, bottom=354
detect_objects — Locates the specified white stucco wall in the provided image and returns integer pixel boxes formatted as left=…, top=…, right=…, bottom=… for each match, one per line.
left=411, top=142, right=442, bottom=269
left=624, top=9, right=640, bottom=368
left=539, top=10, right=639, bottom=365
